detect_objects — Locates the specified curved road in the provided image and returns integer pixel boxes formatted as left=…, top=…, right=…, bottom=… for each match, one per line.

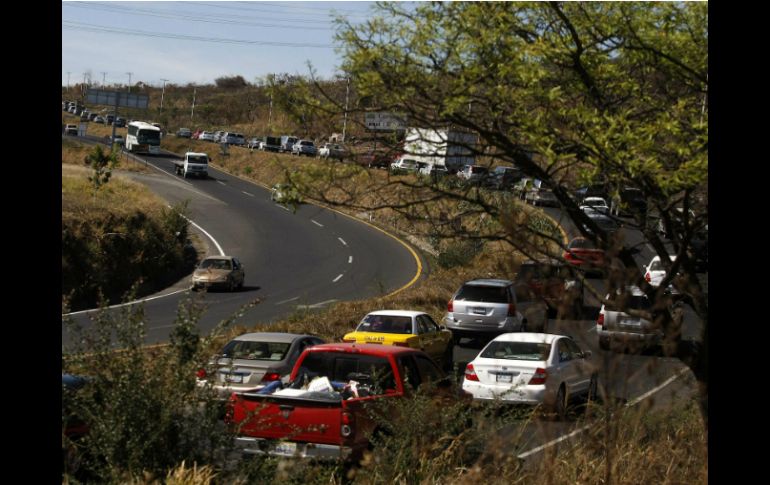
left=63, top=147, right=424, bottom=346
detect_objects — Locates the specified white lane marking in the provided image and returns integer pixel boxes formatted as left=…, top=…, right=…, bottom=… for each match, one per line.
left=311, top=219, right=324, bottom=227
left=242, top=191, right=254, bottom=197
left=63, top=288, right=188, bottom=316
left=338, top=237, right=347, bottom=246
left=297, top=299, right=338, bottom=309
left=516, top=366, right=690, bottom=460
left=348, top=256, right=353, bottom=264
left=217, top=181, right=226, bottom=186
left=586, top=326, right=596, bottom=333
left=279, top=205, right=291, bottom=212
left=332, top=274, right=344, bottom=283
left=275, top=296, right=300, bottom=306
left=181, top=212, right=225, bottom=256
left=626, top=366, right=690, bottom=407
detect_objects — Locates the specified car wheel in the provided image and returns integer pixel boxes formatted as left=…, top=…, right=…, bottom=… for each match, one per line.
left=553, top=385, right=568, bottom=420
left=599, top=337, right=610, bottom=351
left=520, top=319, right=528, bottom=332
left=587, top=373, right=598, bottom=403
left=228, top=278, right=236, bottom=292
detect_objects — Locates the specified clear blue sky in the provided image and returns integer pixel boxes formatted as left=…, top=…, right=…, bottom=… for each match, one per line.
left=62, top=1, right=378, bottom=88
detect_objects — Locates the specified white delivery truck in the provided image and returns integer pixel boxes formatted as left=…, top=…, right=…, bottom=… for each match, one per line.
left=403, top=128, right=478, bottom=173
left=173, top=152, right=209, bottom=179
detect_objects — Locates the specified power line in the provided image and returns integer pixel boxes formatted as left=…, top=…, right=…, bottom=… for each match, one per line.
left=64, top=2, right=334, bottom=30
left=62, top=21, right=334, bottom=48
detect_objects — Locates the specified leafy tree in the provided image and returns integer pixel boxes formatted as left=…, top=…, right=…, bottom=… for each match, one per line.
left=292, top=1, right=708, bottom=428
left=84, top=144, right=119, bottom=196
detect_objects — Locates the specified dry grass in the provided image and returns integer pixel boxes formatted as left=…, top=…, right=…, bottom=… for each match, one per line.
left=62, top=165, right=167, bottom=224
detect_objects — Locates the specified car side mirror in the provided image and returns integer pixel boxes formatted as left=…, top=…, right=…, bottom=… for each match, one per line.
left=582, top=350, right=592, bottom=359
left=439, top=325, right=447, bottom=330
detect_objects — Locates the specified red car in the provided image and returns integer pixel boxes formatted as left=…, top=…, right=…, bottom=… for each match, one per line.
left=563, top=237, right=605, bottom=275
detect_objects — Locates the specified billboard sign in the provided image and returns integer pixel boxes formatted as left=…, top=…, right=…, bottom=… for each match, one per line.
left=364, top=112, right=406, bottom=131
left=86, top=89, right=149, bottom=109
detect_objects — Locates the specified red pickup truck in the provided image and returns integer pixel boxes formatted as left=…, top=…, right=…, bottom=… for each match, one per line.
left=228, top=343, right=465, bottom=461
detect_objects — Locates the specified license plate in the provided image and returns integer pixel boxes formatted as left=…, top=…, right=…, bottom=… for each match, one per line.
left=225, top=374, right=243, bottom=383
left=496, top=373, right=513, bottom=383
left=274, top=441, right=297, bottom=455
left=472, top=307, right=486, bottom=315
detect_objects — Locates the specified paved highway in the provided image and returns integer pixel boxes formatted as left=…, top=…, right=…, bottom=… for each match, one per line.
left=63, top=148, right=424, bottom=345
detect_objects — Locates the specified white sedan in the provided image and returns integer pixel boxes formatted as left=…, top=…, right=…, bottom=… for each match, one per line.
left=644, top=254, right=677, bottom=287
left=462, top=333, right=597, bottom=418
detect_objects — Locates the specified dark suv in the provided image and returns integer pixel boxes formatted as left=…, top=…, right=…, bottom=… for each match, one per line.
left=513, top=260, right=584, bottom=319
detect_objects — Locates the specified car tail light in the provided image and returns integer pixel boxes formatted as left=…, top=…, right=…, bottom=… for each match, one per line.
left=464, top=363, right=479, bottom=381
left=528, top=368, right=548, bottom=385
left=507, top=303, right=517, bottom=316
left=261, top=372, right=281, bottom=382
left=644, top=272, right=651, bottom=282
left=597, top=313, right=604, bottom=328
left=341, top=410, right=354, bottom=437
left=342, top=338, right=356, bottom=343
left=447, top=299, right=454, bottom=312
left=196, top=368, right=207, bottom=379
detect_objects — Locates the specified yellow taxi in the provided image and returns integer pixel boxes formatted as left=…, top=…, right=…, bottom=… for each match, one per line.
left=342, top=310, right=454, bottom=371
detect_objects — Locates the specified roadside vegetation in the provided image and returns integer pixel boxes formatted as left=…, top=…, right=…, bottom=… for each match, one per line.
left=62, top=141, right=195, bottom=312
left=63, top=2, right=706, bottom=482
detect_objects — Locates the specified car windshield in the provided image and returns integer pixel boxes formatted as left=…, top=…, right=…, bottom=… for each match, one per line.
left=188, top=155, right=208, bottom=164
left=200, top=258, right=232, bottom=270
left=358, top=315, right=413, bottom=334
left=455, top=285, right=508, bottom=303
left=480, top=341, right=551, bottom=361
left=608, top=293, right=652, bottom=311
left=221, top=341, right=291, bottom=361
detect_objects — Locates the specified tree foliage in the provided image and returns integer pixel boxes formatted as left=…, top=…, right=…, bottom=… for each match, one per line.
left=295, top=1, right=707, bottom=424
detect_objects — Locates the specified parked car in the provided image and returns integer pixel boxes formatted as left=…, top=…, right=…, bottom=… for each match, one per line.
left=462, top=333, right=597, bottom=418
left=292, top=139, right=317, bottom=157
left=191, top=255, right=245, bottom=291
left=222, top=132, right=246, bottom=146
left=513, top=260, right=583, bottom=320
left=486, top=166, right=523, bottom=190
left=610, top=186, right=647, bottom=219
left=444, top=279, right=529, bottom=344
left=247, top=137, right=262, bottom=149
left=113, top=117, right=126, bottom=128
left=419, top=164, right=449, bottom=178
left=197, top=333, right=325, bottom=398
left=563, top=237, right=605, bottom=276
left=580, top=197, right=610, bottom=214
left=93, top=116, right=106, bottom=124
left=318, top=143, right=346, bottom=160
left=456, top=164, right=489, bottom=184
left=355, top=149, right=393, bottom=169
left=643, top=255, right=678, bottom=288
left=199, top=131, right=216, bottom=142
left=228, top=343, right=469, bottom=461
left=526, top=187, right=559, bottom=207
left=176, top=127, right=192, bottom=138
left=390, top=156, right=420, bottom=174
left=105, top=134, right=124, bottom=147
left=596, top=286, right=675, bottom=352
left=342, top=310, right=454, bottom=370
left=65, top=124, right=78, bottom=136
left=581, top=207, right=619, bottom=235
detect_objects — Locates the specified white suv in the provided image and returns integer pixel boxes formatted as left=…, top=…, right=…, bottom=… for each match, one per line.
left=444, top=279, right=526, bottom=345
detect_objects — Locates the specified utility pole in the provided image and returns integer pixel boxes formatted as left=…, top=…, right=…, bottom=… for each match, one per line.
left=101, top=72, right=107, bottom=87
left=159, top=78, right=169, bottom=114
left=82, top=72, right=88, bottom=97
left=191, top=86, right=196, bottom=121
left=342, top=76, right=350, bottom=143
left=66, top=72, right=71, bottom=93
left=126, top=72, right=133, bottom=93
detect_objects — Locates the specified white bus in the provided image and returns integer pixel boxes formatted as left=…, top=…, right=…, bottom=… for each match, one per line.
left=125, top=121, right=161, bottom=154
